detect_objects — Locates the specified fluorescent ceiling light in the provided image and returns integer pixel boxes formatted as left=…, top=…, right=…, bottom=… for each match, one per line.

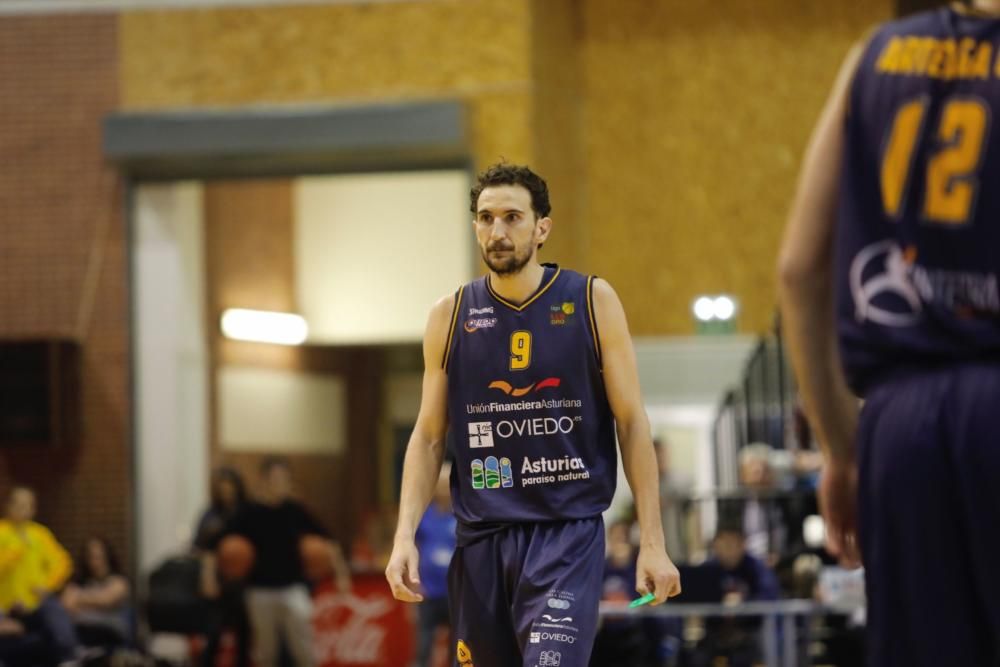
left=692, top=297, right=715, bottom=322
left=221, top=308, right=308, bottom=345
left=692, top=295, right=738, bottom=323
left=712, top=295, right=736, bottom=321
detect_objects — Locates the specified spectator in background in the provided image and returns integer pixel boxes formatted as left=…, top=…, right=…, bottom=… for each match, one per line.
left=195, top=468, right=250, bottom=667
left=592, top=520, right=681, bottom=667
left=695, top=527, right=780, bottom=667
left=61, top=537, right=131, bottom=650
left=208, top=457, right=351, bottom=667
left=194, top=468, right=247, bottom=552
left=739, top=443, right=789, bottom=564
left=0, top=486, right=78, bottom=666
left=413, top=463, right=455, bottom=667
left=0, top=611, right=45, bottom=667
left=591, top=520, right=646, bottom=665
left=709, top=528, right=780, bottom=605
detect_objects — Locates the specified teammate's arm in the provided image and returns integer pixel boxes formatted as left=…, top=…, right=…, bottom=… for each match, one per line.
left=777, top=44, right=865, bottom=565
left=385, top=293, right=454, bottom=603
left=593, top=279, right=681, bottom=605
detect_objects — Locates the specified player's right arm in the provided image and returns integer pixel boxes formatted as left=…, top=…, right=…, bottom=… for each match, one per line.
left=778, top=43, right=865, bottom=566
left=385, top=293, right=455, bottom=603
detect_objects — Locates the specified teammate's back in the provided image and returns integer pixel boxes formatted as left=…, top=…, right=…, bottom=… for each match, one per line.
left=837, top=5, right=1000, bottom=393
left=782, top=5, right=1000, bottom=666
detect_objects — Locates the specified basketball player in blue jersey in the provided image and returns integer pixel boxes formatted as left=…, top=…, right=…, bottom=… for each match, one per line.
left=385, top=163, right=681, bottom=666
left=779, top=1, right=1000, bottom=664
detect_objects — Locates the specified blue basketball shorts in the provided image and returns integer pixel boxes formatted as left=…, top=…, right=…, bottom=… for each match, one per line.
left=858, top=363, right=1000, bottom=666
left=448, top=517, right=605, bottom=667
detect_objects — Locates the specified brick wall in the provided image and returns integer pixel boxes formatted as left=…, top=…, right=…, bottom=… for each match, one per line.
left=0, top=14, right=130, bottom=568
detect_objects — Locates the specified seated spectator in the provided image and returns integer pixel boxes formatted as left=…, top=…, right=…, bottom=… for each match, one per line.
left=694, top=527, right=780, bottom=667
left=601, top=520, right=638, bottom=605
left=709, top=527, right=780, bottom=605
left=61, top=537, right=132, bottom=650
left=738, top=444, right=787, bottom=562
left=592, top=520, right=646, bottom=665
left=592, top=520, right=680, bottom=667
left=0, top=486, right=78, bottom=666
left=0, top=612, right=46, bottom=667
left=195, top=467, right=250, bottom=667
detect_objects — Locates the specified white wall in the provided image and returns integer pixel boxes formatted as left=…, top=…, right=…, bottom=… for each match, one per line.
left=218, top=366, right=346, bottom=454
left=133, top=182, right=209, bottom=574
left=294, top=170, right=473, bottom=344
left=633, top=335, right=756, bottom=405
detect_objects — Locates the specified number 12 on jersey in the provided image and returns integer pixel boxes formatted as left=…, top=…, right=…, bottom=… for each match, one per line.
left=510, top=330, right=532, bottom=371
left=880, top=96, right=990, bottom=226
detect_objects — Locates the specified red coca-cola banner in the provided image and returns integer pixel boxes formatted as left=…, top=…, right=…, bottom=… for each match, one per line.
left=313, top=573, right=415, bottom=667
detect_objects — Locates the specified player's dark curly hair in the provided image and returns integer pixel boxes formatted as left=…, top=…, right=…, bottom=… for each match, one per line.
left=469, top=162, right=551, bottom=219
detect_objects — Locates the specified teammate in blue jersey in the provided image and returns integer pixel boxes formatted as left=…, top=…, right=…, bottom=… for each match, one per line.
left=779, top=2, right=1000, bottom=665
left=386, top=163, right=681, bottom=666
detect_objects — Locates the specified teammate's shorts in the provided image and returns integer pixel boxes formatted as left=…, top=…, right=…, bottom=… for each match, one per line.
left=448, top=517, right=604, bottom=667
left=858, top=363, right=1000, bottom=666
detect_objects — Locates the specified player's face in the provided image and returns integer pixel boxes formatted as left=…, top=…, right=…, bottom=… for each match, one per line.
left=474, top=185, right=550, bottom=276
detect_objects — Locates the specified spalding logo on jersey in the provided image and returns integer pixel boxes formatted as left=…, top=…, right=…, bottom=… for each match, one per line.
left=850, top=240, right=922, bottom=327
left=457, top=639, right=475, bottom=666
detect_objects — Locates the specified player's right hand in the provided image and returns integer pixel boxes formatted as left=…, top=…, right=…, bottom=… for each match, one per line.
left=385, top=539, right=424, bottom=603
left=819, top=459, right=862, bottom=569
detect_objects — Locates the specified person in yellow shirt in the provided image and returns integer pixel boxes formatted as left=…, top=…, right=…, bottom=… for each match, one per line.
left=0, top=486, right=79, bottom=665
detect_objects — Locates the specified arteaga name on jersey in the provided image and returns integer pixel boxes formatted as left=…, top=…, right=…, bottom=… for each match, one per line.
left=466, top=398, right=583, bottom=414
left=875, top=36, right=999, bottom=81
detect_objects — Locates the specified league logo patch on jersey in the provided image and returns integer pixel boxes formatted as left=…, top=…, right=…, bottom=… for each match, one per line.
left=550, top=302, right=576, bottom=325
left=457, top=639, right=475, bottom=666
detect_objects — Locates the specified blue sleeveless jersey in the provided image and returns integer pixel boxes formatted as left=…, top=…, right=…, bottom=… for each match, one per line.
left=443, top=264, right=617, bottom=541
left=836, top=6, right=1000, bottom=395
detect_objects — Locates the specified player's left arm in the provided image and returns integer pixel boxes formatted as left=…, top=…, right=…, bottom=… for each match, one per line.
left=593, top=279, right=681, bottom=605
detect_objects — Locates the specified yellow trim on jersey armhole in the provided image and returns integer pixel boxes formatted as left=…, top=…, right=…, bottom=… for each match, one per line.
left=586, top=275, right=603, bottom=368
left=442, top=285, right=465, bottom=370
